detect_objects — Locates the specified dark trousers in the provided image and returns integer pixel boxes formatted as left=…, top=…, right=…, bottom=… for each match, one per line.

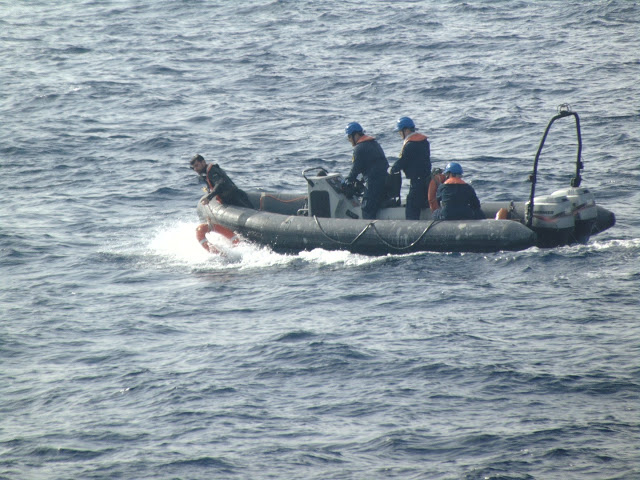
left=361, top=175, right=387, bottom=220
left=405, top=178, right=428, bottom=220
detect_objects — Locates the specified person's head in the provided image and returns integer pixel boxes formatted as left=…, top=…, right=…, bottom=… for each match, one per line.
left=190, top=154, right=207, bottom=174
left=443, top=162, right=463, bottom=178
left=394, top=116, right=416, bottom=139
left=345, top=122, right=364, bottom=146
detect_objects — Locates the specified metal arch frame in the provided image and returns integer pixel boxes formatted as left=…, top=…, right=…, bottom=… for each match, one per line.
left=526, top=104, right=584, bottom=228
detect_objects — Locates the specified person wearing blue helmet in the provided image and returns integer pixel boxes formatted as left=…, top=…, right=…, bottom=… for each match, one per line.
left=343, top=122, right=389, bottom=220
left=432, top=162, right=485, bottom=220
left=390, top=116, right=431, bottom=219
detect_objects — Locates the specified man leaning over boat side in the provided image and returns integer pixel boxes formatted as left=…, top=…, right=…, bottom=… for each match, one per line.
left=189, top=154, right=253, bottom=209
left=342, top=122, right=389, bottom=220
left=432, top=162, right=485, bottom=221
left=390, top=116, right=431, bottom=220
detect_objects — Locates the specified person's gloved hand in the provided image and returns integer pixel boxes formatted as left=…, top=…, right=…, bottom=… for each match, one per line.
left=341, top=179, right=351, bottom=190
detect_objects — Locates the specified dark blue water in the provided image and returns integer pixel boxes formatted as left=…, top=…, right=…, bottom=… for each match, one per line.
left=2, top=1, right=639, bottom=479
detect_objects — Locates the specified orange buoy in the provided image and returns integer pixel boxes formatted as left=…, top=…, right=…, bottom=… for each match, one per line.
left=208, top=223, right=240, bottom=245
left=195, top=223, right=220, bottom=253
left=195, top=223, right=240, bottom=254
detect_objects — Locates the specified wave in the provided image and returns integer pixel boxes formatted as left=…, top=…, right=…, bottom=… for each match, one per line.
left=107, top=220, right=386, bottom=274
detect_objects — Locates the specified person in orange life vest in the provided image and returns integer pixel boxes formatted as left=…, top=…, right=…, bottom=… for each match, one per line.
left=343, top=122, right=389, bottom=220
left=190, top=154, right=253, bottom=208
left=432, top=162, right=485, bottom=220
left=390, top=117, right=431, bottom=220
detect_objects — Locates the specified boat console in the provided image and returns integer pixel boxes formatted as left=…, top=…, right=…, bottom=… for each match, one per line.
left=302, top=167, right=363, bottom=219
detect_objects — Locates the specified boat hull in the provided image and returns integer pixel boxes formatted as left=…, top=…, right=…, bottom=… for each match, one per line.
left=197, top=196, right=539, bottom=254
left=196, top=191, right=616, bottom=254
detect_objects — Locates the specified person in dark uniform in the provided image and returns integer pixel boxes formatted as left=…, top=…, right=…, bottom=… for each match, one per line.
left=190, top=154, right=253, bottom=208
left=343, top=122, right=389, bottom=220
left=390, top=116, right=431, bottom=220
left=433, top=162, right=485, bottom=220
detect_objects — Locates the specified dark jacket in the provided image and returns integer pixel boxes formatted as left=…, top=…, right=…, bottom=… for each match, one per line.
left=391, top=132, right=431, bottom=219
left=346, top=135, right=389, bottom=219
left=204, top=163, right=253, bottom=208
left=435, top=177, right=484, bottom=220
left=391, top=132, right=431, bottom=182
left=346, top=135, right=389, bottom=185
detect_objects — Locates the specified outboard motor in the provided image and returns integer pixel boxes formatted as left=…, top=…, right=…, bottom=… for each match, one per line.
left=526, top=105, right=599, bottom=247
left=302, top=167, right=362, bottom=219
left=526, top=194, right=575, bottom=247
left=550, top=187, right=597, bottom=243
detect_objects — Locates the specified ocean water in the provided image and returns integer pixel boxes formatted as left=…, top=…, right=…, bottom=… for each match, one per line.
left=1, top=1, right=639, bottom=479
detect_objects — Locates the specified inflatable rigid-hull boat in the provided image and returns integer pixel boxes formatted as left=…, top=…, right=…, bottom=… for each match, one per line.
left=196, top=191, right=614, bottom=255
left=195, top=107, right=615, bottom=255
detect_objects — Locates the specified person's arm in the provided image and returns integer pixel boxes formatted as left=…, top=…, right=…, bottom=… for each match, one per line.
left=205, top=170, right=221, bottom=200
left=436, top=183, right=444, bottom=203
left=206, top=167, right=233, bottom=199
left=390, top=153, right=405, bottom=175
left=468, top=185, right=481, bottom=210
left=345, top=151, right=364, bottom=184
left=467, top=185, right=486, bottom=218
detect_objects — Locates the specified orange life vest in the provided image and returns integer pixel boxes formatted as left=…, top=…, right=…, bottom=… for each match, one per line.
left=399, top=132, right=428, bottom=157
left=403, top=132, right=427, bottom=145
left=444, top=177, right=466, bottom=185
left=356, top=134, right=376, bottom=145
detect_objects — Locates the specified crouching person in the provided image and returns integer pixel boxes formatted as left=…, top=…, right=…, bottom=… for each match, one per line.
left=433, top=162, right=485, bottom=220
left=190, top=154, right=253, bottom=209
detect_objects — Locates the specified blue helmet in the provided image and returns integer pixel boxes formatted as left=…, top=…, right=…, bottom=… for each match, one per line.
left=394, top=116, right=415, bottom=132
left=345, top=122, right=364, bottom=137
left=443, top=162, right=463, bottom=175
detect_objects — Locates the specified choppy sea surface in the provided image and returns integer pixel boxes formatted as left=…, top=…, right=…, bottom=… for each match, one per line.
left=1, top=1, right=639, bottom=479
